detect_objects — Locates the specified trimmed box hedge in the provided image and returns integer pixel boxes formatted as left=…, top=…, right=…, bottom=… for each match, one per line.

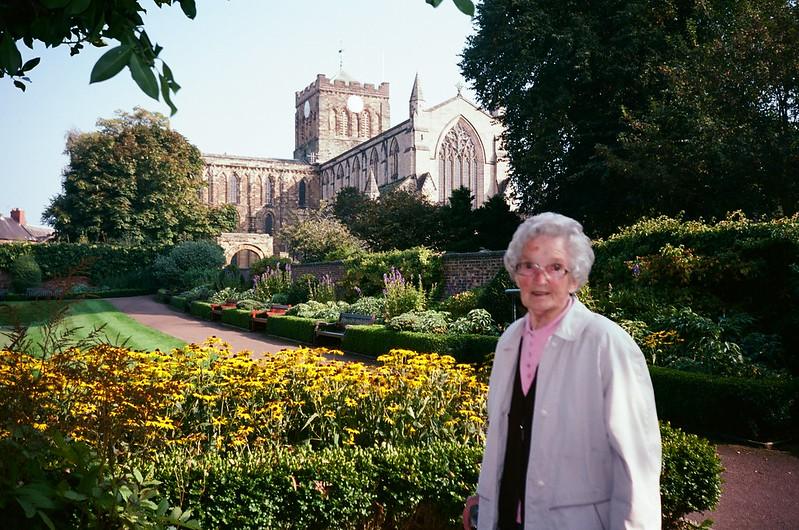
left=341, top=324, right=497, bottom=364
left=169, top=295, right=189, bottom=312
left=650, top=366, right=799, bottom=441
left=265, top=316, right=317, bottom=344
left=155, top=289, right=171, bottom=304
left=190, top=301, right=214, bottom=320
left=221, top=308, right=253, bottom=330
left=152, top=424, right=720, bottom=530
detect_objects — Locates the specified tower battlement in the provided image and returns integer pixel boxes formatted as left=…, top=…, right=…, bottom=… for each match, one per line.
left=296, top=74, right=389, bottom=104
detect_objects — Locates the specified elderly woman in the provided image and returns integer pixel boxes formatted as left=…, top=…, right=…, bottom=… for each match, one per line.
left=464, top=212, right=661, bottom=530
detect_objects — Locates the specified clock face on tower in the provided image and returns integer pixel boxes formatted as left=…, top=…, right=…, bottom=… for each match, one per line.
left=303, top=100, right=310, bottom=118
left=346, top=95, right=364, bottom=113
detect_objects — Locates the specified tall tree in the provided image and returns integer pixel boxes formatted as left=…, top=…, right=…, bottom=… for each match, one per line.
left=279, top=212, right=367, bottom=263
left=439, top=187, right=477, bottom=252
left=43, top=107, right=234, bottom=244
left=461, top=0, right=799, bottom=235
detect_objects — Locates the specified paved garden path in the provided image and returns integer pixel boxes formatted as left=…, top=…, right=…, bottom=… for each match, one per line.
left=104, top=295, right=368, bottom=362
left=108, top=295, right=799, bottom=528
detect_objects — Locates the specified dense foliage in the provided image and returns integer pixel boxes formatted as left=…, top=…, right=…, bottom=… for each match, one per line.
left=43, top=108, right=237, bottom=244
left=332, top=187, right=520, bottom=252
left=8, top=254, right=42, bottom=293
left=151, top=240, right=225, bottom=291
left=278, top=213, right=367, bottom=263
left=461, top=0, right=799, bottom=236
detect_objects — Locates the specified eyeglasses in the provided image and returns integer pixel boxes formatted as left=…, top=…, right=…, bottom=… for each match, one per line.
left=514, top=261, right=569, bottom=278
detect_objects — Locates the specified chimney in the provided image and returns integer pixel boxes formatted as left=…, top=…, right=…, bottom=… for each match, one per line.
left=10, top=208, right=26, bottom=225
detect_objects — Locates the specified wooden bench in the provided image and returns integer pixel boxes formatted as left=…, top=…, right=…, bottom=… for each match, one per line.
left=250, top=304, right=291, bottom=331
left=314, top=312, right=376, bottom=343
left=210, top=303, right=237, bottom=321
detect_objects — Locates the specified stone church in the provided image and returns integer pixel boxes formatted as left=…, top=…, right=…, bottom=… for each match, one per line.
left=200, top=71, right=509, bottom=266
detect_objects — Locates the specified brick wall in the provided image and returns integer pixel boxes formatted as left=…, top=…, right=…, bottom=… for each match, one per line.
left=287, top=252, right=508, bottom=298
left=290, top=260, right=346, bottom=284
left=442, top=251, right=506, bottom=297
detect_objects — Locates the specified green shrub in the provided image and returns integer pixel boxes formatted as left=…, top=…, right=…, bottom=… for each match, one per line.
left=151, top=425, right=720, bottom=530
left=190, top=301, right=214, bottom=320
left=156, top=288, right=171, bottom=304
left=347, top=296, right=384, bottom=318
left=152, top=240, right=225, bottom=291
left=660, top=422, right=723, bottom=528
left=236, top=299, right=268, bottom=311
left=153, top=442, right=480, bottom=530
left=208, top=287, right=243, bottom=305
left=341, top=324, right=497, bottom=364
left=286, top=300, right=349, bottom=321
left=270, top=292, right=289, bottom=305
left=249, top=256, right=293, bottom=278
left=265, top=316, right=317, bottom=344
left=650, top=365, right=799, bottom=440
left=476, top=267, right=521, bottom=326
left=9, top=254, right=42, bottom=293
left=0, top=242, right=164, bottom=285
left=169, top=295, right=189, bottom=312
left=436, top=289, right=481, bottom=318
left=221, top=308, right=252, bottom=329
left=382, top=267, right=427, bottom=319
left=449, top=309, right=499, bottom=336
left=286, top=273, right=314, bottom=305
left=342, top=247, right=443, bottom=298
left=387, top=310, right=450, bottom=334
left=179, top=285, right=213, bottom=303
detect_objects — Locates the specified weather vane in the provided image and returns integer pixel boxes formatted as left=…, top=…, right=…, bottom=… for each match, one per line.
left=338, top=41, right=344, bottom=71
left=455, top=81, right=464, bottom=96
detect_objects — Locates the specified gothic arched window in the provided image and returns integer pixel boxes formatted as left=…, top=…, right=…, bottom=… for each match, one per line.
left=438, top=121, right=482, bottom=205
left=265, top=178, right=273, bottom=205
left=264, top=213, right=274, bottom=235
left=352, top=157, right=361, bottom=190
left=369, top=149, right=379, bottom=187
left=389, top=139, right=399, bottom=180
left=298, top=179, right=307, bottom=208
left=338, top=109, right=348, bottom=136
left=361, top=110, right=371, bottom=137
left=228, top=173, right=240, bottom=204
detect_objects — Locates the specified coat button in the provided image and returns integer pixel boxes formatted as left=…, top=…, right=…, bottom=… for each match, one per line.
left=540, top=409, right=548, bottom=416
left=536, top=480, right=545, bottom=487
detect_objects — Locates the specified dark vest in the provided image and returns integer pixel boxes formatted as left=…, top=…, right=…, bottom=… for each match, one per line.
left=498, top=340, right=537, bottom=528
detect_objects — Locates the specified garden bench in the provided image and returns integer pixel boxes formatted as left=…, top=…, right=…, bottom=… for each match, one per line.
left=250, top=304, right=291, bottom=331
left=314, top=312, right=376, bottom=343
left=210, top=302, right=237, bottom=321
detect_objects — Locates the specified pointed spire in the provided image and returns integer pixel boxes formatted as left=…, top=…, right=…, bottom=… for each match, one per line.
left=409, top=72, right=425, bottom=117
left=364, top=167, right=380, bottom=200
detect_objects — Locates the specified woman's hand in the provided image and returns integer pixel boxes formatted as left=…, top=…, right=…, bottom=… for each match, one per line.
left=462, top=495, right=478, bottom=530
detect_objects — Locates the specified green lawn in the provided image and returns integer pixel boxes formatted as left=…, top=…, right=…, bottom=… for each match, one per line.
left=0, top=299, right=186, bottom=355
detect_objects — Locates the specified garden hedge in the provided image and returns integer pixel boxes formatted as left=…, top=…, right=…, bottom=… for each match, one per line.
left=0, top=287, right=152, bottom=301
left=265, top=316, right=317, bottom=344
left=190, top=301, right=214, bottom=320
left=169, top=295, right=189, bottom=312
left=152, top=424, right=720, bottom=530
left=342, top=324, right=497, bottom=364
left=0, top=242, right=164, bottom=285
left=650, top=366, right=799, bottom=441
left=221, top=308, right=253, bottom=330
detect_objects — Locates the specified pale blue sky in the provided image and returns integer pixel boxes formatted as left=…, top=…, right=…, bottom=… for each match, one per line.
left=0, top=0, right=476, bottom=226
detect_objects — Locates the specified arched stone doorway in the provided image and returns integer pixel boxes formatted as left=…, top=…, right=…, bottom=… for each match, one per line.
left=217, top=233, right=274, bottom=269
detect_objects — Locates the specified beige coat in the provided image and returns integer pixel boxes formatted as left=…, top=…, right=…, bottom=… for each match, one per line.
left=476, top=298, right=662, bottom=529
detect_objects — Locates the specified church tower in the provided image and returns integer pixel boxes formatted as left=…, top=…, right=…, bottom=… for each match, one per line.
left=294, top=72, right=390, bottom=163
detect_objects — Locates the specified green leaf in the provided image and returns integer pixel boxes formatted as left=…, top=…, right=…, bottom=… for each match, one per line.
left=21, top=57, right=41, bottom=72
left=452, top=0, right=474, bottom=16
left=129, top=52, right=159, bottom=99
left=179, top=0, right=197, bottom=19
left=0, top=35, right=22, bottom=73
left=62, top=489, right=88, bottom=501
left=37, top=511, right=55, bottom=530
left=14, top=80, right=26, bottom=91
left=426, top=0, right=445, bottom=7
left=156, top=498, right=169, bottom=516
left=160, top=73, right=178, bottom=115
left=90, top=45, right=132, bottom=83
left=183, top=520, right=202, bottom=530
left=67, top=0, right=92, bottom=15
left=132, top=467, right=143, bottom=484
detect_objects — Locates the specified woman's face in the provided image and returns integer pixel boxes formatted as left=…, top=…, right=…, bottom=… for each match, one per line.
left=514, top=235, right=579, bottom=327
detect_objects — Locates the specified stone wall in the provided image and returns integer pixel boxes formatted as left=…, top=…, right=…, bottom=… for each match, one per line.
left=442, top=251, right=506, bottom=296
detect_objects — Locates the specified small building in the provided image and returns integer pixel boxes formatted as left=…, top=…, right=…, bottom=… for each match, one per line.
left=0, top=209, right=53, bottom=244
